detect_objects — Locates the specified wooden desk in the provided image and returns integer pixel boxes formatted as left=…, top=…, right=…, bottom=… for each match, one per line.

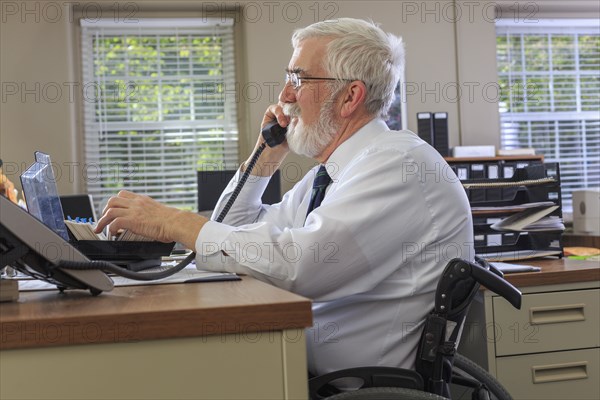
left=562, top=232, right=600, bottom=249
left=0, top=276, right=313, bottom=400
left=460, top=258, right=600, bottom=400
left=502, top=258, right=600, bottom=287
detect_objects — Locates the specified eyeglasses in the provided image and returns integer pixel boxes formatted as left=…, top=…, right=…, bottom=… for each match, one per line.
left=285, top=72, right=355, bottom=90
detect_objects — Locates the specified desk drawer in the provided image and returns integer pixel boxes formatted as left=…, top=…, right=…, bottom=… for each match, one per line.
left=492, top=288, right=599, bottom=356
left=496, top=348, right=600, bottom=400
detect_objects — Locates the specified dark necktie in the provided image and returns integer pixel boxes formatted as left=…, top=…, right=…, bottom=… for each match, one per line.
left=306, top=165, right=332, bottom=218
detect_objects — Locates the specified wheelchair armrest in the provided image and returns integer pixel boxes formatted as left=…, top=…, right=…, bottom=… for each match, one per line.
left=475, top=255, right=504, bottom=278
left=470, top=260, right=521, bottom=309
left=475, top=257, right=521, bottom=309
left=436, top=259, right=521, bottom=315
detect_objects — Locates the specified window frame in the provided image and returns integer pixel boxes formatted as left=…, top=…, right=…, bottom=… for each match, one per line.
left=496, top=19, right=600, bottom=211
left=79, top=18, right=239, bottom=212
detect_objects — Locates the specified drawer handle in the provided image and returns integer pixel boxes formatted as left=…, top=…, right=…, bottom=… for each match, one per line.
left=532, top=361, right=588, bottom=383
left=529, top=303, right=585, bottom=325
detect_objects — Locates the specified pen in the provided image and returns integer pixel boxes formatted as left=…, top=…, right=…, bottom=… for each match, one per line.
left=184, top=275, right=241, bottom=283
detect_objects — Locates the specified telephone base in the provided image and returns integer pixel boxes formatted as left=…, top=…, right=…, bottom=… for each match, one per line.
left=108, top=258, right=162, bottom=272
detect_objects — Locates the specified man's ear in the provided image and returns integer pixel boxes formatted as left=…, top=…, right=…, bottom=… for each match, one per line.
left=339, top=80, right=367, bottom=118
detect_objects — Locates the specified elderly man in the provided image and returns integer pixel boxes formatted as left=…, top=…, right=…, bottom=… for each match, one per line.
left=96, top=18, right=473, bottom=376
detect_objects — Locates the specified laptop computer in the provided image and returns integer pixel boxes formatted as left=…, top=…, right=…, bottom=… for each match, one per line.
left=60, top=194, right=97, bottom=222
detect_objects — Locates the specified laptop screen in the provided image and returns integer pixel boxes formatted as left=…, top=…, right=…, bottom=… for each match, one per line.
left=20, top=151, right=70, bottom=241
left=60, top=194, right=97, bottom=222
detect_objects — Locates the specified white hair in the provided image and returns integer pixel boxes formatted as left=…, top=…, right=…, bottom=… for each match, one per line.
left=292, top=18, right=405, bottom=118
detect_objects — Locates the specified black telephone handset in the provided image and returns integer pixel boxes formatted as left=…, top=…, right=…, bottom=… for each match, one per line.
left=261, top=121, right=288, bottom=147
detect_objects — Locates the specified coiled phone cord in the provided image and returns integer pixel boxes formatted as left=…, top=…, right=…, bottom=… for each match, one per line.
left=215, top=142, right=266, bottom=223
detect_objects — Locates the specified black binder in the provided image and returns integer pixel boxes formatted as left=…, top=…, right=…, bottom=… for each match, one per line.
left=417, top=112, right=434, bottom=146
left=416, top=112, right=450, bottom=157
left=432, top=112, right=450, bottom=157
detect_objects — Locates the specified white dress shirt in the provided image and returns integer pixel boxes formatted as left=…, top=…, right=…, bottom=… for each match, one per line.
left=196, top=118, right=474, bottom=375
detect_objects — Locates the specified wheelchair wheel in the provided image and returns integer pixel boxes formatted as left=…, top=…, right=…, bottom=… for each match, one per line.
left=453, top=354, right=513, bottom=400
left=324, top=387, right=449, bottom=400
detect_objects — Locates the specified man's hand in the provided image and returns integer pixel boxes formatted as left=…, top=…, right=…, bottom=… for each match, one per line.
left=94, top=190, right=207, bottom=251
left=243, top=104, right=292, bottom=177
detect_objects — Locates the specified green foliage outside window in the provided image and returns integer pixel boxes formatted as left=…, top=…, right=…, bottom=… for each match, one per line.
left=87, top=32, right=237, bottom=211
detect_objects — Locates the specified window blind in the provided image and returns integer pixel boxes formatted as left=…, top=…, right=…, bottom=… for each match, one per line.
left=496, top=20, right=599, bottom=211
left=80, top=18, right=238, bottom=212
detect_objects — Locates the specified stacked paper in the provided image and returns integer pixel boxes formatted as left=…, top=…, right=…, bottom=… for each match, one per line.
left=490, top=262, right=541, bottom=273
left=479, top=249, right=562, bottom=262
left=471, top=201, right=555, bottom=213
left=497, top=148, right=536, bottom=156
left=64, top=220, right=106, bottom=240
left=490, top=205, right=565, bottom=232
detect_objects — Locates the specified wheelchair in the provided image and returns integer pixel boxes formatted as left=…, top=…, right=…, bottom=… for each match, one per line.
left=309, top=257, right=522, bottom=400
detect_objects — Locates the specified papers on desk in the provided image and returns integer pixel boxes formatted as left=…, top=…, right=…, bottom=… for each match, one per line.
left=471, top=201, right=555, bottom=213
left=490, top=205, right=565, bottom=232
left=478, top=249, right=562, bottom=262
left=111, top=264, right=240, bottom=286
left=522, top=217, right=565, bottom=232
left=16, top=264, right=239, bottom=292
left=490, top=262, right=541, bottom=273
left=463, top=177, right=556, bottom=189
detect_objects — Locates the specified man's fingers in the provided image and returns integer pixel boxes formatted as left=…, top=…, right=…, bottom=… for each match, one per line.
left=94, top=207, right=127, bottom=234
left=273, top=105, right=290, bottom=127
left=94, top=214, right=110, bottom=233
left=263, top=104, right=290, bottom=128
left=100, top=196, right=133, bottom=218
left=117, top=190, right=137, bottom=199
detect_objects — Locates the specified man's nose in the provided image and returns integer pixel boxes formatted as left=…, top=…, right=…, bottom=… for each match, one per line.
left=279, top=81, right=296, bottom=103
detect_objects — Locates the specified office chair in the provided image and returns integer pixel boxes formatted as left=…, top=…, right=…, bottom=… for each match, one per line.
left=197, top=169, right=281, bottom=211
left=309, top=257, right=522, bottom=400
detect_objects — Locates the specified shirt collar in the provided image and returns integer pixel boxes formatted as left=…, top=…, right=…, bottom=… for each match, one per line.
left=324, top=118, right=390, bottom=181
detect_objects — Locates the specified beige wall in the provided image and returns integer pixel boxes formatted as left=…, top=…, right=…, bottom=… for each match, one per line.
left=242, top=0, right=462, bottom=192
left=1, top=1, right=79, bottom=194
left=1, top=1, right=595, bottom=196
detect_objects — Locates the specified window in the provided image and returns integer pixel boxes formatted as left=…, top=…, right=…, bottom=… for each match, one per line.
left=496, top=20, right=600, bottom=210
left=80, top=18, right=238, bottom=212
left=385, top=82, right=408, bottom=131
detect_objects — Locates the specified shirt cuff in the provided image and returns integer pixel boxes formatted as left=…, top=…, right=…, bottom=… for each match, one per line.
left=195, top=220, right=235, bottom=256
left=195, top=219, right=259, bottom=274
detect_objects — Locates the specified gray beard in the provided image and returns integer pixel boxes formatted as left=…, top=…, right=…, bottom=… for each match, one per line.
left=283, top=102, right=339, bottom=158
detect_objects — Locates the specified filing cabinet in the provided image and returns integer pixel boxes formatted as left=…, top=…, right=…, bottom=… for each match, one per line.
left=460, top=281, right=600, bottom=400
